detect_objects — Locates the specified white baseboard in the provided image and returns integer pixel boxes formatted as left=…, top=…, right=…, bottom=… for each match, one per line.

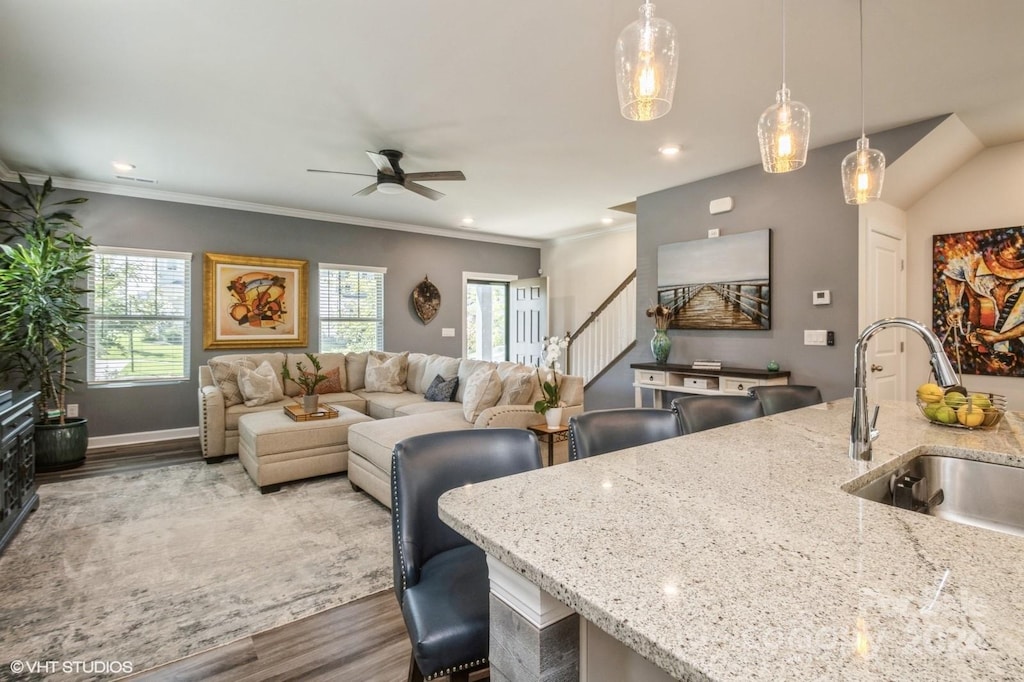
left=88, top=426, right=199, bottom=451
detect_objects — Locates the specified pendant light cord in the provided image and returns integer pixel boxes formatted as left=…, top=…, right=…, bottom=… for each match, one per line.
left=859, top=0, right=865, bottom=137
left=781, top=0, right=787, bottom=86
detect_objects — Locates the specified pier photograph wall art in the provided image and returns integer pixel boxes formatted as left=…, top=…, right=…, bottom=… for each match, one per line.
left=656, top=229, right=771, bottom=330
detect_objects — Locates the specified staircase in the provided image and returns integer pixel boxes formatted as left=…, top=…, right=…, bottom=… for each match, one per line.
left=567, top=271, right=637, bottom=387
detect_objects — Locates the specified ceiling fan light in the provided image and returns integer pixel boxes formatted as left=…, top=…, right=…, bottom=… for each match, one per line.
left=615, top=1, right=678, bottom=122
left=758, top=87, right=810, bottom=173
left=377, top=180, right=405, bottom=195
left=841, top=136, right=885, bottom=204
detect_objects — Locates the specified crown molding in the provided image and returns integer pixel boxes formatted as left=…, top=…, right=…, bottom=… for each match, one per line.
left=547, top=221, right=636, bottom=245
left=0, top=163, right=542, bottom=249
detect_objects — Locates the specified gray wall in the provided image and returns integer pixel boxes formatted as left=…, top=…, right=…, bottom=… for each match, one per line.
left=66, top=192, right=539, bottom=437
left=585, top=118, right=942, bottom=410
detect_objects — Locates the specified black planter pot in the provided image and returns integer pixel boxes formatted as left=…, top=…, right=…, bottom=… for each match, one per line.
left=34, top=417, right=88, bottom=472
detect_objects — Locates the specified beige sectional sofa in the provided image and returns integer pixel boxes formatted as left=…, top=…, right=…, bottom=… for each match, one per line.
left=197, top=350, right=583, bottom=505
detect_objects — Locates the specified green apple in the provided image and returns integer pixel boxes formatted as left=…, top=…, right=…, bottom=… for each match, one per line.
left=934, top=405, right=958, bottom=424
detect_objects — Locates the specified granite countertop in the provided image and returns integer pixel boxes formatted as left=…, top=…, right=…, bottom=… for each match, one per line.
left=439, top=399, right=1024, bottom=681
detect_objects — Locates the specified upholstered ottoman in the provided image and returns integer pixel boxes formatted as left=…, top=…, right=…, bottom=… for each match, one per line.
left=237, top=406, right=374, bottom=493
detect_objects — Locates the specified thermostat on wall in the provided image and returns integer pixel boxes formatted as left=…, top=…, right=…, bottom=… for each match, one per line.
left=813, top=290, right=831, bottom=305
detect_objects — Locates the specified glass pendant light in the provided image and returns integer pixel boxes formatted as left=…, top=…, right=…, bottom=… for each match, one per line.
left=615, top=1, right=678, bottom=122
left=757, top=0, right=810, bottom=173
left=842, top=0, right=885, bottom=204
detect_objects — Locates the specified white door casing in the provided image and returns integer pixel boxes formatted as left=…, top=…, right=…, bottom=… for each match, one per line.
left=860, top=203, right=908, bottom=401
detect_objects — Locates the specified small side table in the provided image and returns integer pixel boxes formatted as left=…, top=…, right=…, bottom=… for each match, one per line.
left=527, top=423, right=569, bottom=467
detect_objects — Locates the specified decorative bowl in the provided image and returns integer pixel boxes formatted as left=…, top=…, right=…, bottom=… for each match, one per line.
left=916, top=392, right=1006, bottom=429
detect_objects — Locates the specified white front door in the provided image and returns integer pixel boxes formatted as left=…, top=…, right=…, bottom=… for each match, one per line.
left=862, top=204, right=908, bottom=400
left=509, top=276, right=548, bottom=366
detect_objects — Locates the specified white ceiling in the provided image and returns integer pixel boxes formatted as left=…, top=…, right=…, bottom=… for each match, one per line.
left=2, top=1, right=1023, bottom=245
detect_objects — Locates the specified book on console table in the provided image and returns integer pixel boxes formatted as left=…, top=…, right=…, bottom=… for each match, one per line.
left=691, top=360, right=722, bottom=370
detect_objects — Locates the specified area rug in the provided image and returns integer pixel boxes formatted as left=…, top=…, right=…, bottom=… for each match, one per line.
left=0, top=460, right=393, bottom=681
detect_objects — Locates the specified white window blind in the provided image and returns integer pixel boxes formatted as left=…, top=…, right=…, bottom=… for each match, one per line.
left=88, top=247, right=191, bottom=384
left=319, top=264, right=385, bottom=352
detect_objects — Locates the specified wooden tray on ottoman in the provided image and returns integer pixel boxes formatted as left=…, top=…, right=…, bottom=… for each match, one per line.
left=284, top=403, right=339, bottom=421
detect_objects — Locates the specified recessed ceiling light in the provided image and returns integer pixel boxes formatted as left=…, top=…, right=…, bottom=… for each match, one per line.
left=461, top=217, right=475, bottom=225
left=658, top=145, right=681, bottom=157
left=112, top=161, right=136, bottom=172
left=601, top=217, right=614, bottom=225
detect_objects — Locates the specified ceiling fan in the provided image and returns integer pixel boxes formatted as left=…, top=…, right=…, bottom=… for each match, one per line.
left=307, top=149, right=466, bottom=201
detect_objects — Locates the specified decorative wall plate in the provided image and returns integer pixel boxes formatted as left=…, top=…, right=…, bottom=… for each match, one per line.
left=412, top=276, right=441, bottom=324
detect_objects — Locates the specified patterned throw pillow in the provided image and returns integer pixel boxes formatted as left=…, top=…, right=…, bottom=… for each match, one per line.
left=497, top=369, right=536, bottom=406
left=237, top=361, right=285, bottom=407
left=309, top=366, right=344, bottom=395
left=364, top=351, right=409, bottom=393
left=462, top=367, right=503, bottom=422
left=208, top=358, right=256, bottom=407
left=424, top=374, right=459, bottom=402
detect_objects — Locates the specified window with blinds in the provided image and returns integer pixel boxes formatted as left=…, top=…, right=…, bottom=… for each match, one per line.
left=319, top=264, right=385, bottom=352
left=88, top=247, right=191, bottom=384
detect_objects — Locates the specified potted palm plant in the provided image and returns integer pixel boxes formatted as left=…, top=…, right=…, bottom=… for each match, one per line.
left=282, top=352, right=327, bottom=412
left=0, top=175, right=92, bottom=470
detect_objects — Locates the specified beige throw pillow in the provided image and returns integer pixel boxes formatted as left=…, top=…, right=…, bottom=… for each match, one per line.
left=364, top=351, right=409, bottom=393
left=237, top=361, right=285, bottom=407
left=497, top=369, right=537, bottom=406
left=208, top=358, right=256, bottom=407
left=462, top=367, right=503, bottom=422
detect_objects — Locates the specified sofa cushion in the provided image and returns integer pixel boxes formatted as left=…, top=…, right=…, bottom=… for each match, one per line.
left=238, top=361, right=285, bottom=407
left=419, top=355, right=461, bottom=394
left=424, top=374, right=459, bottom=402
left=209, top=358, right=255, bottom=407
left=462, top=367, right=503, bottom=422
left=406, top=352, right=430, bottom=395
left=456, top=359, right=496, bottom=402
left=365, top=351, right=409, bottom=393
left=283, top=352, right=346, bottom=397
left=346, top=351, right=369, bottom=391
left=348, top=410, right=472, bottom=474
left=354, top=389, right=425, bottom=419
left=394, top=402, right=466, bottom=417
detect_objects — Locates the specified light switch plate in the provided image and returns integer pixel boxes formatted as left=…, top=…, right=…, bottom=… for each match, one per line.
left=804, top=330, right=828, bottom=346
left=441, top=327, right=455, bottom=337
left=812, top=290, right=831, bottom=305
left=707, top=228, right=720, bottom=238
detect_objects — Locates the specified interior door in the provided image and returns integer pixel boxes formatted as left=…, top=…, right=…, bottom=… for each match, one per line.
left=865, top=213, right=907, bottom=400
left=509, top=276, right=547, bottom=366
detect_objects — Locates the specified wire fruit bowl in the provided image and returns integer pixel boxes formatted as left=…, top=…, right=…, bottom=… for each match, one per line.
left=916, top=392, right=1006, bottom=429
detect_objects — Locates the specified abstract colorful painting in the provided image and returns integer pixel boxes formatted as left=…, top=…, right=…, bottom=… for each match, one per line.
left=203, top=253, right=308, bottom=349
left=932, top=225, right=1024, bottom=376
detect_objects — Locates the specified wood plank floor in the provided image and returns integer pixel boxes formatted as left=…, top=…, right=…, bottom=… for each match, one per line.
left=38, top=441, right=485, bottom=682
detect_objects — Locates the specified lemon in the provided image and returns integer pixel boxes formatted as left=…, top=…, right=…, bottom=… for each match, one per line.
left=916, top=383, right=944, bottom=403
left=934, top=405, right=958, bottom=424
left=957, top=404, right=985, bottom=427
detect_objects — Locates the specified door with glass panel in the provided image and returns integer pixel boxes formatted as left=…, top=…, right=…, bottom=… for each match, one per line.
left=466, top=280, right=509, bottom=361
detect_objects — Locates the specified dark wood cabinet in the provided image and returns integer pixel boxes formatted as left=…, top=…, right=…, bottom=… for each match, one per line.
left=0, top=392, right=39, bottom=554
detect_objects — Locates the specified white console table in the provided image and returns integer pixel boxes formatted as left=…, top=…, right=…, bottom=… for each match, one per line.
left=631, top=362, right=790, bottom=408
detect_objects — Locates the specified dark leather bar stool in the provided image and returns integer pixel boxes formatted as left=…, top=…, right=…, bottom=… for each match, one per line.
left=568, top=408, right=682, bottom=460
left=748, top=385, right=823, bottom=415
left=671, top=395, right=764, bottom=435
left=391, top=428, right=542, bottom=682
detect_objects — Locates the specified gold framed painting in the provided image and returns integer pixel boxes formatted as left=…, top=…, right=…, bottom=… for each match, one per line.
left=203, top=252, right=308, bottom=349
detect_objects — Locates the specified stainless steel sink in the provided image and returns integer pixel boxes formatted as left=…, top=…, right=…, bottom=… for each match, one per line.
left=847, top=453, right=1024, bottom=537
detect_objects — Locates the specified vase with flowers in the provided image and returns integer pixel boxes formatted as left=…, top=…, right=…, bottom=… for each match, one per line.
left=533, top=334, right=570, bottom=427
left=646, top=303, right=673, bottom=364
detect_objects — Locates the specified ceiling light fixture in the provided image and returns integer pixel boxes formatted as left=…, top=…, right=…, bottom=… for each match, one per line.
left=461, top=217, right=475, bottom=225
left=841, top=0, right=885, bottom=204
left=376, top=180, right=405, bottom=195
left=111, top=161, right=136, bottom=172
left=757, top=0, right=810, bottom=173
left=615, top=1, right=678, bottom=122
left=658, top=144, right=681, bottom=156
left=601, top=217, right=614, bottom=225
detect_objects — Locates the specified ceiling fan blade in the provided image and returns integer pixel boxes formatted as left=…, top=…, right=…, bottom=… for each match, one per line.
left=353, top=183, right=378, bottom=197
left=366, top=151, right=397, bottom=176
left=403, top=170, right=466, bottom=182
left=307, top=168, right=376, bottom=177
left=403, top=180, right=444, bottom=201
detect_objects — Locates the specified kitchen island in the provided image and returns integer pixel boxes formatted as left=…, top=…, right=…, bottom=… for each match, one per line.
left=439, top=399, right=1024, bottom=681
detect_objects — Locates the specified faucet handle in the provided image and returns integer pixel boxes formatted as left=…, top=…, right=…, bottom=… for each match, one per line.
left=870, top=404, right=880, bottom=442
